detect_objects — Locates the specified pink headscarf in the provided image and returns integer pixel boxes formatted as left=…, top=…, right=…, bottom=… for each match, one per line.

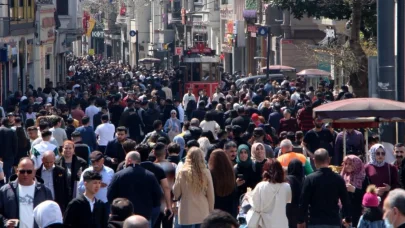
left=340, top=155, right=366, bottom=189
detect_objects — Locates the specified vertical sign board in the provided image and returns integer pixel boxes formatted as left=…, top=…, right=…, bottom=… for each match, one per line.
left=175, top=47, right=183, bottom=56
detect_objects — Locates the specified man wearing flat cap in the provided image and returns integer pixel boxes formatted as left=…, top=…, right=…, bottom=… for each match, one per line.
left=77, top=151, right=114, bottom=209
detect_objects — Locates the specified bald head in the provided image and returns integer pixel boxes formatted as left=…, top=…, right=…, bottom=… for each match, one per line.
left=314, top=148, right=330, bottom=167
left=125, top=151, right=141, bottom=166
left=42, top=151, right=56, bottom=170
left=123, top=215, right=149, bottom=228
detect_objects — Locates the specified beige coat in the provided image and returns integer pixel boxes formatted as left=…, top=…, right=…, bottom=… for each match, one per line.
left=173, top=169, right=215, bottom=225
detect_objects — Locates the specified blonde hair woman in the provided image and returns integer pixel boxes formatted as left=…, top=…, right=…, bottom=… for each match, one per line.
left=173, top=147, right=215, bottom=228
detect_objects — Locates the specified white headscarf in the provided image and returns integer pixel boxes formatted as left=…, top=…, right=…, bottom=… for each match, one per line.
left=369, top=143, right=386, bottom=167
left=33, top=200, right=63, bottom=228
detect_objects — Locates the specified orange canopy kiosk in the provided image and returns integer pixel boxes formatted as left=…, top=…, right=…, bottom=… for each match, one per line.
left=181, top=42, right=221, bottom=98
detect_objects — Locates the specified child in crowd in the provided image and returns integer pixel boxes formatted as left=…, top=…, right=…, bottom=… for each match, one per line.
left=357, top=185, right=385, bottom=228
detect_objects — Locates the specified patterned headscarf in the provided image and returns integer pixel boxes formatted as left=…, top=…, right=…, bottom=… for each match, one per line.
left=340, top=155, right=366, bottom=189
left=369, top=143, right=386, bottom=167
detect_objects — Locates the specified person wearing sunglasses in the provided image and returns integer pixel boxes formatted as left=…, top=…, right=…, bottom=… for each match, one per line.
left=365, top=144, right=400, bottom=206
left=0, top=157, right=53, bottom=228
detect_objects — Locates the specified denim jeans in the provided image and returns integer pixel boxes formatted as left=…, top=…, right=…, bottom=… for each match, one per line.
left=150, top=206, right=161, bottom=228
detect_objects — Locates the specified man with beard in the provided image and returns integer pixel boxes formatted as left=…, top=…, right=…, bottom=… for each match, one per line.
left=302, top=117, right=334, bottom=166
left=394, top=144, right=405, bottom=187
left=105, top=127, right=128, bottom=171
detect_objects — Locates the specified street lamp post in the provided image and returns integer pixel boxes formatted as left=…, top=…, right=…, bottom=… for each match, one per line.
left=265, top=26, right=271, bottom=79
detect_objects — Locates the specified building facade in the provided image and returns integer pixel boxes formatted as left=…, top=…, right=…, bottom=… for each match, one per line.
left=0, top=0, right=36, bottom=102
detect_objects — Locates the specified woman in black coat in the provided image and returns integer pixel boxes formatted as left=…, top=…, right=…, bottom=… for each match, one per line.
left=55, top=141, right=88, bottom=201
left=286, top=159, right=304, bottom=228
left=233, top=144, right=256, bottom=199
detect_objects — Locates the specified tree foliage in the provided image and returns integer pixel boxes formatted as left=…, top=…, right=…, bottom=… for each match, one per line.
left=269, top=0, right=376, bottom=39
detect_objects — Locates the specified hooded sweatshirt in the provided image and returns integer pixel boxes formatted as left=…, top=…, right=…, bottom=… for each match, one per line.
left=33, top=201, right=63, bottom=228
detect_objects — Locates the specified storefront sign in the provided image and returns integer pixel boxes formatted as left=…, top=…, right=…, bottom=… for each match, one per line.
left=175, top=47, right=183, bottom=56
left=220, top=5, right=233, bottom=20
left=221, top=44, right=232, bottom=53
left=226, top=21, right=234, bottom=34
left=247, top=25, right=257, bottom=33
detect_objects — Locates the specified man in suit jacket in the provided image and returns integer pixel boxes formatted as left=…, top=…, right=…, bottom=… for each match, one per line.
left=107, top=152, right=162, bottom=221
left=64, top=170, right=108, bottom=228
left=36, top=151, right=69, bottom=212
left=0, top=118, right=18, bottom=182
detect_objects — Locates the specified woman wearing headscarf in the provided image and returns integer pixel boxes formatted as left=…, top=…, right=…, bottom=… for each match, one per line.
left=340, top=155, right=367, bottom=226
left=251, top=142, right=267, bottom=187
left=234, top=145, right=256, bottom=198
left=365, top=144, right=399, bottom=206
left=286, top=159, right=304, bottom=228
left=164, top=109, right=181, bottom=141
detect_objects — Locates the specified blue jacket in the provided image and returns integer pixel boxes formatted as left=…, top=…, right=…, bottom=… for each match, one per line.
left=76, top=125, right=97, bottom=151
left=107, top=165, right=162, bottom=219
left=357, top=215, right=385, bottom=228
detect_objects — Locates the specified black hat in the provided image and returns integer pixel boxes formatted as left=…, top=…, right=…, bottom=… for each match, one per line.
left=90, top=151, right=104, bottom=162
left=253, top=127, right=265, bottom=137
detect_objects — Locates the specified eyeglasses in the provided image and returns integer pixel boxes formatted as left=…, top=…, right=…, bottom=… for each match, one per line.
left=18, top=170, right=33, bottom=174
left=171, top=113, right=176, bottom=114
left=376, top=152, right=386, bottom=156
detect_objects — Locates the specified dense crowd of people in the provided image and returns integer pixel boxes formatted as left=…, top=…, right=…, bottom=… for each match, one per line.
left=0, top=54, right=404, bottom=228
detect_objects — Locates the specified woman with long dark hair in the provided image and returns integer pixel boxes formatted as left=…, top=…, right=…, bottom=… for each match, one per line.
left=286, top=159, right=304, bottom=228
left=246, top=158, right=291, bottom=227
left=208, top=149, right=238, bottom=217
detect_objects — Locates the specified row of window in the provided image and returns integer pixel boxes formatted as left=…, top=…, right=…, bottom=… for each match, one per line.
left=9, top=0, right=35, bottom=24
left=8, top=0, right=68, bottom=25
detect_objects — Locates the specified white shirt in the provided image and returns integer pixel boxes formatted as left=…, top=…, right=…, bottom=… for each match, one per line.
left=291, top=92, right=300, bottom=103
left=177, top=104, right=185, bottom=123
left=31, top=135, right=59, bottom=149
left=85, top=105, right=100, bottom=128
left=212, top=92, right=225, bottom=102
left=182, top=93, right=196, bottom=109
left=95, top=123, right=115, bottom=146
left=199, top=120, right=220, bottom=139
left=19, top=183, right=36, bottom=228
left=77, top=166, right=114, bottom=203
left=84, top=195, right=96, bottom=212
left=26, top=112, right=36, bottom=120
left=247, top=182, right=291, bottom=228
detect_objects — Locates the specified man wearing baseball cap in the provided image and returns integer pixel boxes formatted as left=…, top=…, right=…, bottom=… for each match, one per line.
left=77, top=151, right=114, bottom=210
